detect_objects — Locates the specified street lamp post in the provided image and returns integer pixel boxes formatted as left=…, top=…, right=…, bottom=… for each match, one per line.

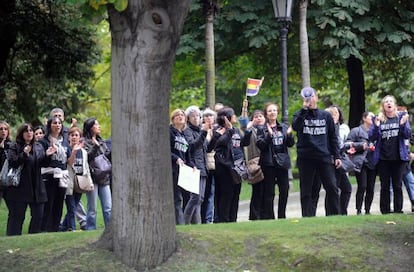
left=271, top=0, right=294, bottom=124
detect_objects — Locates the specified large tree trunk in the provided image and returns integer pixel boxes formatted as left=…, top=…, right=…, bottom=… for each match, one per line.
left=299, top=0, right=310, bottom=88
left=346, top=55, right=365, bottom=128
left=106, top=1, right=191, bottom=270
left=205, top=11, right=216, bottom=108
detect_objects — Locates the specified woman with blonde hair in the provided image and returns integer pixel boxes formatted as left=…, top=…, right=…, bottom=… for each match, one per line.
left=170, top=109, right=191, bottom=224
left=0, top=121, right=12, bottom=202
left=369, top=95, right=411, bottom=214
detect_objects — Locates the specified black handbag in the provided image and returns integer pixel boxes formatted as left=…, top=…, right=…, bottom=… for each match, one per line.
left=272, top=152, right=291, bottom=169
left=231, top=158, right=248, bottom=183
left=89, top=154, right=112, bottom=184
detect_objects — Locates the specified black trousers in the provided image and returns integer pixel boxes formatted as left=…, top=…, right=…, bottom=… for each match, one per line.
left=214, top=163, right=241, bottom=223
left=297, top=158, right=339, bottom=217
left=259, top=165, right=289, bottom=219
left=41, top=174, right=66, bottom=232
left=249, top=180, right=264, bottom=220
left=355, top=165, right=377, bottom=213
left=335, top=169, right=352, bottom=215
left=5, top=199, right=44, bottom=235
left=377, top=160, right=404, bottom=214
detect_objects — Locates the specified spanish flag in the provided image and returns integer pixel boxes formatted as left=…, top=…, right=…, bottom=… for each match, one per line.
left=246, top=77, right=264, bottom=97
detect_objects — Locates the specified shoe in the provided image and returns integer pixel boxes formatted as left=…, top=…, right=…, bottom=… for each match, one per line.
left=357, top=210, right=362, bottom=215
left=365, top=211, right=370, bottom=215
left=411, top=204, right=414, bottom=213
left=80, top=223, right=87, bottom=231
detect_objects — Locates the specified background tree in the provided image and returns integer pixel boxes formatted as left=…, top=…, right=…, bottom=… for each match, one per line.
left=0, top=0, right=100, bottom=125
left=299, top=0, right=311, bottom=87
left=201, top=0, right=219, bottom=108
left=309, top=0, right=414, bottom=127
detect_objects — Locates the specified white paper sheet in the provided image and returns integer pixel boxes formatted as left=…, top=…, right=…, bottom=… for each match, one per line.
left=177, top=164, right=200, bottom=195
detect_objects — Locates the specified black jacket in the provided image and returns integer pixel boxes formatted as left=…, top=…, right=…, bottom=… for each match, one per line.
left=0, top=139, right=11, bottom=171
left=170, top=125, right=192, bottom=176
left=256, top=122, right=294, bottom=169
left=5, top=142, right=47, bottom=203
left=183, top=124, right=208, bottom=177
left=211, top=127, right=251, bottom=168
left=292, top=108, right=339, bottom=163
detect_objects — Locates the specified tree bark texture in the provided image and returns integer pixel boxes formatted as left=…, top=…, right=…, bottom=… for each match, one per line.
left=205, top=12, right=216, bottom=108
left=107, top=0, right=191, bottom=270
left=299, top=0, right=310, bottom=88
left=346, top=55, right=365, bottom=129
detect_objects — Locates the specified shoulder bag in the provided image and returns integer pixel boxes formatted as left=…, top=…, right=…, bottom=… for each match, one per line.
left=0, top=159, right=23, bottom=187
left=231, top=158, right=248, bottom=184
left=246, top=157, right=264, bottom=184
left=90, top=153, right=112, bottom=184
left=74, top=174, right=94, bottom=193
left=206, top=151, right=216, bottom=171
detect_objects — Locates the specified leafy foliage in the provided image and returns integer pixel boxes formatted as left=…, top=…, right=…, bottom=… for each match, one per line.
left=0, top=1, right=100, bottom=126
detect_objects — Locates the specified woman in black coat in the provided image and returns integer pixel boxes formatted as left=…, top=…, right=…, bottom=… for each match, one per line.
left=256, top=102, right=294, bottom=219
left=211, top=107, right=252, bottom=223
left=0, top=121, right=12, bottom=202
left=183, top=106, right=210, bottom=224
left=4, top=124, right=50, bottom=235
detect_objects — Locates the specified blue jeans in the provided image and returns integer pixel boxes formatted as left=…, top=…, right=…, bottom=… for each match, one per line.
left=61, top=192, right=82, bottom=230
left=86, top=184, right=112, bottom=230
left=201, top=172, right=215, bottom=223
left=403, top=170, right=414, bottom=202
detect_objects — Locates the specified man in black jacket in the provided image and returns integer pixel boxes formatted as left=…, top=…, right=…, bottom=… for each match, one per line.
left=292, top=87, right=341, bottom=217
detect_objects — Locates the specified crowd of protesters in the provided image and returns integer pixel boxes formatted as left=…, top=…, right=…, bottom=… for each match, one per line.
left=171, top=90, right=413, bottom=225
left=0, top=91, right=412, bottom=235
left=0, top=108, right=111, bottom=235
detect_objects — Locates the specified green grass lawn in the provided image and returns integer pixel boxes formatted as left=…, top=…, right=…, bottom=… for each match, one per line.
left=0, top=213, right=413, bottom=271
left=2, top=174, right=397, bottom=271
